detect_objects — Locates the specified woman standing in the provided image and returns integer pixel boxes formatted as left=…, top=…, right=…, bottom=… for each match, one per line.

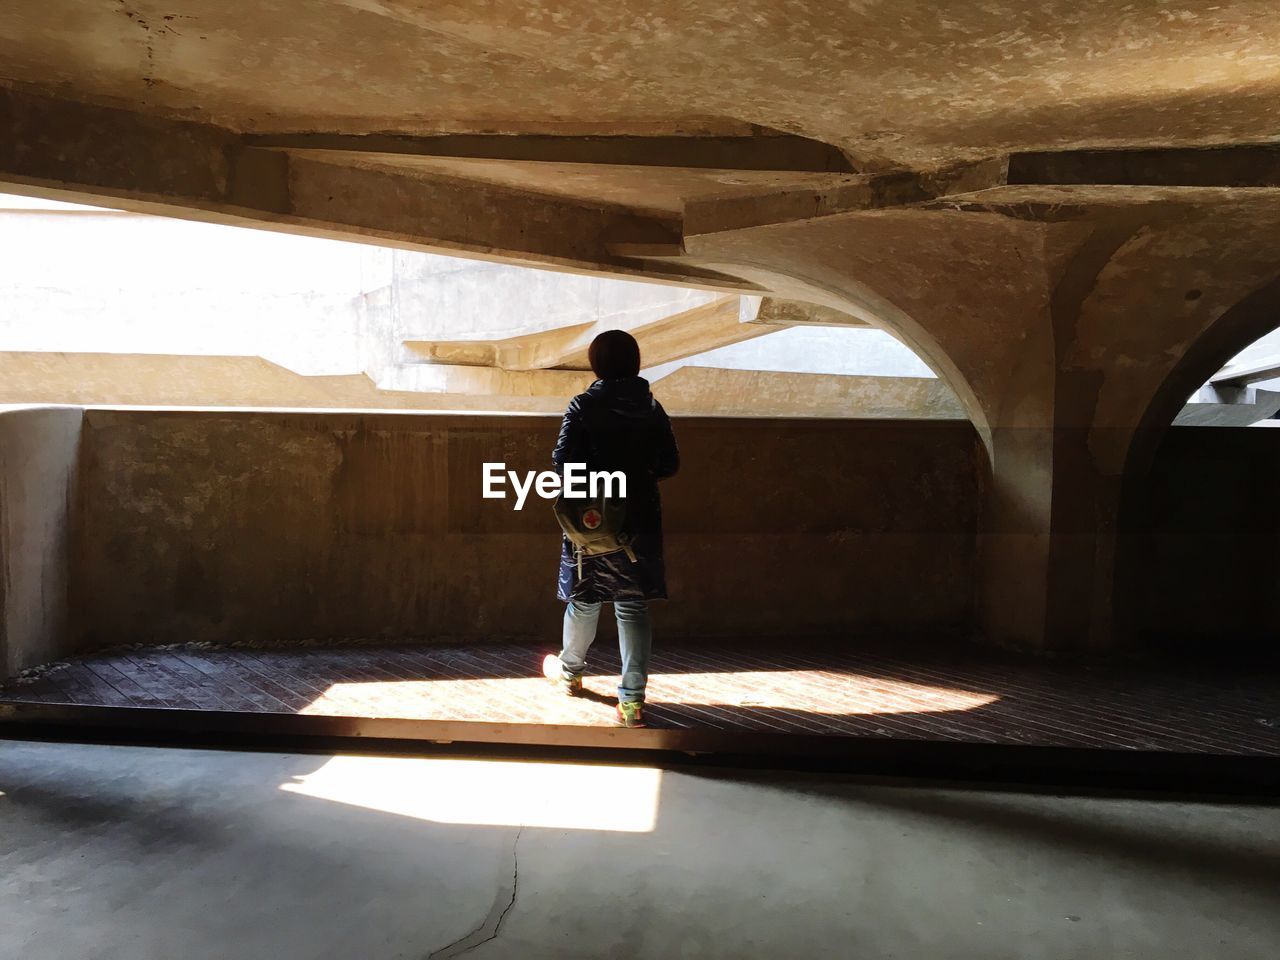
left=542, top=330, right=679, bottom=727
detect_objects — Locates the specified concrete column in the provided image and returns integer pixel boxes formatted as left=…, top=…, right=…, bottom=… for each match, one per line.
left=0, top=406, right=83, bottom=678
left=977, top=426, right=1127, bottom=653
left=979, top=210, right=1280, bottom=653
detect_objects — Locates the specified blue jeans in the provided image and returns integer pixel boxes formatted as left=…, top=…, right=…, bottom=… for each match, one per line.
left=557, top=600, right=651, bottom=703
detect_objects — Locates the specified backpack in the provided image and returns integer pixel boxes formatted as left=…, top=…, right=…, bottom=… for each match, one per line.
left=553, top=489, right=637, bottom=578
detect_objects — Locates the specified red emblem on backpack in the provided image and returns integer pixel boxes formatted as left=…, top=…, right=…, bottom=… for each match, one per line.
left=582, top=508, right=603, bottom=530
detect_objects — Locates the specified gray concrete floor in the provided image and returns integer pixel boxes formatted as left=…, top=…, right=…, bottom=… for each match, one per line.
left=1, top=741, right=1277, bottom=960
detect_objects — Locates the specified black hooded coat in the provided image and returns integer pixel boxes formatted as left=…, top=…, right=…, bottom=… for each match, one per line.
left=552, top=376, right=679, bottom=602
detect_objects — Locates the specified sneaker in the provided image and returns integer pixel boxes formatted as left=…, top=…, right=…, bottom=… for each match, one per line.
left=542, top=654, right=582, bottom=696
left=616, top=700, right=646, bottom=728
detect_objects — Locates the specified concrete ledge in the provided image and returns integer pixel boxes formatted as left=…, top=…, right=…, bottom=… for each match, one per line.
left=3, top=701, right=1278, bottom=798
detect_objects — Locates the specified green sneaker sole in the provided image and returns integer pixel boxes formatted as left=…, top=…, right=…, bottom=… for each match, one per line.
left=616, top=703, right=646, bottom=727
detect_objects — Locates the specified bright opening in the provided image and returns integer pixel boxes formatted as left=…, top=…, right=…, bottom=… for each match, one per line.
left=1181, top=326, right=1280, bottom=427
left=0, top=191, right=954, bottom=419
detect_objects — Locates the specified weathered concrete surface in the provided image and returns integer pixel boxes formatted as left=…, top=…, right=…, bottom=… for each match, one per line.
left=2, top=407, right=1268, bottom=664
left=6, top=2, right=1280, bottom=166
left=4, top=740, right=1280, bottom=960
left=655, top=367, right=965, bottom=420
left=0, top=407, right=82, bottom=675
left=70, top=410, right=980, bottom=650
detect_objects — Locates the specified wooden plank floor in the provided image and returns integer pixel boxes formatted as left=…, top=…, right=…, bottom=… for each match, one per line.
left=2, top=641, right=1278, bottom=755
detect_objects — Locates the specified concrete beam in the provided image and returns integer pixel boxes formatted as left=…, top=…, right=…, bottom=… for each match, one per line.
left=1176, top=387, right=1280, bottom=426
left=681, top=158, right=1008, bottom=236
left=752, top=297, right=870, bottom=328
left=245, top=132, right=857, bottom=173
left=403, top=321, right=599, bottom=371
left=1009, top=146, right=1280, bottom=188
left=1210, top=358, right=1280, bottom=386
left=0, top=88, right=749, bottom=290
left=404, top=295, right=780, bottom=370
left=605, top=160, right=1008, bottom=255
left=0, top=87, right=236, bottom=205
left=280, top=151, right=681, bottom=269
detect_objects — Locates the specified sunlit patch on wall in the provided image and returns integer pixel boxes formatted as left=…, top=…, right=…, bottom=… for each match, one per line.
left=280, top=755, right=660, bottom=832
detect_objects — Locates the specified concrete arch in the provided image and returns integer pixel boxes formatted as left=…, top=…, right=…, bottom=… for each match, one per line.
left=1038, top=203, right=1280, bottom=649
left=1067, top=201, right=1280, bottom=479
left=1123, top=272, right=1280, bottom=487
left=674, top=254, right=993, bottom=448
left=1113, top=273, right=1280, bottom=642
left=679, top=211, right=1073, bottom=650
left=674, top=211, right=1071, bottom=461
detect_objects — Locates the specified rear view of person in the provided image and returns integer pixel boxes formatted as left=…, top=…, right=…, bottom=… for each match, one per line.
left=542, top=330, right=679, bottom=727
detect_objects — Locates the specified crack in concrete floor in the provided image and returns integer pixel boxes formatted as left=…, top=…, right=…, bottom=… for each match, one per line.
left=428, top=826, right=524, bottom=959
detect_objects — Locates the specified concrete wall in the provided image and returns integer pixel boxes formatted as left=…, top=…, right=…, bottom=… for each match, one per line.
left=70, top=410, right=981, bottom=651
left=3, top=406, right=1267, bottom=669
left=1126, top=428, right=1280, bottom=654
left=0, top=406, right=82, bottom=675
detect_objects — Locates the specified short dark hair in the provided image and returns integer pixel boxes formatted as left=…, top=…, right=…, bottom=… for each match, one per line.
left=588, top=329, right=641, bottom=379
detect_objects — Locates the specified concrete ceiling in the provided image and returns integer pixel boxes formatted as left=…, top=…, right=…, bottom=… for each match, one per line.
left=4, top=1, right=1280, bottom=168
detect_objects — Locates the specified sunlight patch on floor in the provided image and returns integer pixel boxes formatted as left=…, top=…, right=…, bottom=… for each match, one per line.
left=298, top=677, right=551, bottom=713
left=297, top=677, right=608, bottom=722
left=297, top=671, right=998, bottom=720
left=649, top=671, right=999, bottom=714
left=280, top=754, right=661, bottom=832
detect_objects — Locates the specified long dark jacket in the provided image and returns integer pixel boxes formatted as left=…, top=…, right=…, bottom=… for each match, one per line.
left=553, top=376, right=679, bottom=603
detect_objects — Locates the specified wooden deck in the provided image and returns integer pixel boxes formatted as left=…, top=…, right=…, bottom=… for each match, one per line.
left=3, top=640, right=1277, bottom=755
